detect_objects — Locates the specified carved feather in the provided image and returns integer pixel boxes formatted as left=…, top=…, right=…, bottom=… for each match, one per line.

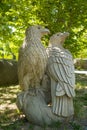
left=18, top=25, right=49, bottom=92
left=47, top=32, right=75, bottom=116
left=48, top=46, right=75, bottom=98
left=47, top=33, right=75, bottom=101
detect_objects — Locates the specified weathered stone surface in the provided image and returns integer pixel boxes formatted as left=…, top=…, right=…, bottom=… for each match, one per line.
left=0, top=59, right=18, bottom=86
left=17, top=28, right=75, bottom=126
left=18, top=25, right=49, bottom=92
left=16, top=90, right=66, bottom=126
left=47, top=32, right=75, bottom=117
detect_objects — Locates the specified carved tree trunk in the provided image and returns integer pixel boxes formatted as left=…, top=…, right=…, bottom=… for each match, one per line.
left=0, top=59, right=18, bottom=86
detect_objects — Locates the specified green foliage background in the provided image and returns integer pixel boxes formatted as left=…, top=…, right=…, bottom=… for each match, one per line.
left=0, top=0, right=87, bottom=59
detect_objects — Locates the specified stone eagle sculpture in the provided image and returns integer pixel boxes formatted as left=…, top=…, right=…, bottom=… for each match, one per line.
left=47, top=32, right=75, bottom=117
left=17, top=30, right=76, bottom=127
left=18, top=25, right=50, bottom=95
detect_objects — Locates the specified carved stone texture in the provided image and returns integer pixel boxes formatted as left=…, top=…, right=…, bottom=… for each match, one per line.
left=16, top=90, right=66, bottom=126
left=18, top=25, right=50, bottom=94
left=41, top=73, right=51, bottom=104
left=0, top=59, right=18, bottom=86
left=17, top=30, right=75, bottom=127
left=47, top=32, right=75, bottom=117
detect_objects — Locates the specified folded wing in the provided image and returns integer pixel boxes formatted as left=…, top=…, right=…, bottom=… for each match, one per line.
left=47, top=48, right=75, bottom=97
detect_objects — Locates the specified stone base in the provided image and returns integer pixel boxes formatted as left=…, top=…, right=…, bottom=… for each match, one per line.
left=16, top=90, right=73, bottom=127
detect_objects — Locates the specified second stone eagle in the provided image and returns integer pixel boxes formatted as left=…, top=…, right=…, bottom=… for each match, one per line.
left=47, top=32, right=75, bottom=117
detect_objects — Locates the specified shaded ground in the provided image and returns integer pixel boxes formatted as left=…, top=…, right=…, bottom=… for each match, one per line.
left=0, top=74, right=87, bottom=130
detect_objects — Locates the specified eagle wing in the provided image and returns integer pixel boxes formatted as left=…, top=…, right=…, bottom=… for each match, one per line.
left=18, top=40, right=47, bottom=91
left=47, top=47, right=75, bottom=98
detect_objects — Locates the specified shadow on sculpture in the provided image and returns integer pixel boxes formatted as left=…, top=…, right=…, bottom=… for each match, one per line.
left=16, top=25, right=75, bottom=127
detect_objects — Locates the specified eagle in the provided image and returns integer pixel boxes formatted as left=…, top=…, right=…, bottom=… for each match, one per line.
left=47, top=32, right=75, bottom=117
left=18, top=25, right=50, bottom=95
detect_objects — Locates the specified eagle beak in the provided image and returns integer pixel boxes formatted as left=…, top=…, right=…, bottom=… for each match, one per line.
left=42, top=28, right=50, bottom=35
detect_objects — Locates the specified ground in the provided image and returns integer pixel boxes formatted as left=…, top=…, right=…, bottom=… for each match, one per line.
left=0, top=74, right=87, bottom=130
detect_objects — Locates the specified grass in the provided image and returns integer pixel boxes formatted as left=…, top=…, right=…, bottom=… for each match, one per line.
left=0, top=85, right=21, bottom=129
left=0, top=74, right=87, bottom=130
